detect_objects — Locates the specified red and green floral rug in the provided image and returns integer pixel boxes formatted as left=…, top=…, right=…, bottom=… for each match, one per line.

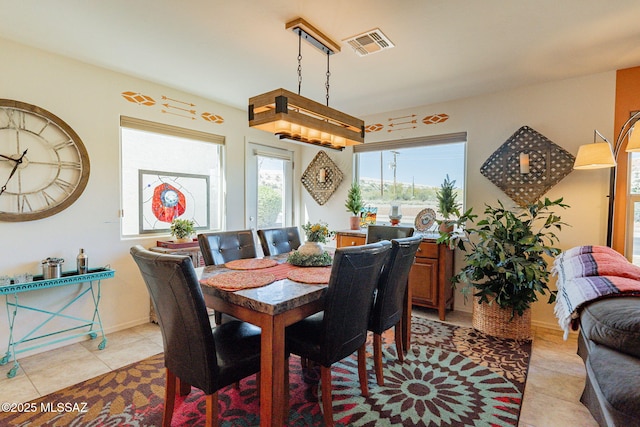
left=1, top=316, right=531, bottom=426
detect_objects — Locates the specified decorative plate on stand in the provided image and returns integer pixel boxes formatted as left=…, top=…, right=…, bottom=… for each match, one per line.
left=414, top=208, right=437, bottom=232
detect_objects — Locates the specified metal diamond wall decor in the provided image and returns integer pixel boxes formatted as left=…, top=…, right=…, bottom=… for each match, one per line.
left=301, top=151, right=344, bottom=205
left=480, top=126, right=575, bottom=206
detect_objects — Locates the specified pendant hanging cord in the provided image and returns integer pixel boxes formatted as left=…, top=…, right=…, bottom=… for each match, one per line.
left=325, top=51, right=331, bottom=106
left=297, top=29, right=303, bottom=96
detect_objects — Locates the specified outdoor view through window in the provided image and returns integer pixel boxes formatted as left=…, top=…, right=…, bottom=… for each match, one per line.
left=355, top=140, right=465, bottom=230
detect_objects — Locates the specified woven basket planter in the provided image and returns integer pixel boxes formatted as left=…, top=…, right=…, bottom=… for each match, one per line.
left=472, top=297, right=532, bottom=341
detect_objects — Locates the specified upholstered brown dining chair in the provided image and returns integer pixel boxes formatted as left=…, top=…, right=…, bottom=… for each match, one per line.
left=365, top=224, right=415, bottom=244
left=130, top=245, right=261, bottom=427
left=197, top=229, right=257, bottom=266
left=285, top=241, right=392, bottom=427
left=368, top=235, right=422, bottom=385
left=257, top=226, right=301, bottom=256
left=197, top=230, right=257, bottom=324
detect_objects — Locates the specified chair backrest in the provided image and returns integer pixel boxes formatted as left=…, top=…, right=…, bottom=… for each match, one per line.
left=366, top=225, right=415, bottom=244
left=369, top=236, right=422, bottom=334
left=197, top=230, right=257, bottom=265
left=319, top=241, right=392, bottom=366
left=257, top=226, right=301, bottom=256
left=130, top=245, right=218, bottom=392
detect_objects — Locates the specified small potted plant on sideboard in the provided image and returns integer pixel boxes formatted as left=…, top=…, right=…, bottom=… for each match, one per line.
left=345, top=182, right=365, bottom=230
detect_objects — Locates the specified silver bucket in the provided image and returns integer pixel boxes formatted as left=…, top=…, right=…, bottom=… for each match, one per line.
left=42, top=257, right=64, bottom=279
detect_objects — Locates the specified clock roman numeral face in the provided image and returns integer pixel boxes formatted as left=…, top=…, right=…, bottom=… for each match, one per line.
left=0, top=99, right=90, bottom=222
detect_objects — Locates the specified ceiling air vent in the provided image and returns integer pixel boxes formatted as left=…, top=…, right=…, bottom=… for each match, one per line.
left=344, top=28, right=394, bottom=57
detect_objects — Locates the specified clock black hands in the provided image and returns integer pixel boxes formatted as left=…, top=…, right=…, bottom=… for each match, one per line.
left=0, top=149, right=28, bottom=196
left=0, top=153, right=16, bottom=161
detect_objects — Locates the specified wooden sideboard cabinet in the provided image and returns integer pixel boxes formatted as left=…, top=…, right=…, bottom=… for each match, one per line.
left=409, top=241, right=454, bottom=320
left=336, top=232, right=366, bottom=248
left=335, top=230, right=454, bottom=320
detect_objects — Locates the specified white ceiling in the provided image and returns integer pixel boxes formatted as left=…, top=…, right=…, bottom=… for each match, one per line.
left=1, top=0, right=640, bottom=117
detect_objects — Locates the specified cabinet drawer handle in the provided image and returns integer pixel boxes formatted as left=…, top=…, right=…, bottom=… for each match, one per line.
left=351, top=241, right=357, bottom=246
left=417, top=247, right=422, bottom=252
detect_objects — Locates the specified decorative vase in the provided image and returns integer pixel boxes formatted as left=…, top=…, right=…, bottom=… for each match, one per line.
left=472, top=297, right=532, bottom=340
left=298, top=241, right=324, bottom=256
left=349, top=215, right=360, bottom=230
left=389, top=204, right=402, bottom=226
left=439, top=222, right=454, bottom=233
left=174, top=236, right=192, bottom=243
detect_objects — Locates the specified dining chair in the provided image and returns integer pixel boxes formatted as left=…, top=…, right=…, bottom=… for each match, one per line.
left=130, top=245, right=261, bottom=427
left=197, top=229, right=257, bottom=266
left=257, top=226, right=301, bottom=256
left=285, top=241, right=392, bottom=427
left=197, top=230, right=257, bottom=324
left=368, top=235, right=422, bottom=385
left=365, top=224, right=415, bottom=244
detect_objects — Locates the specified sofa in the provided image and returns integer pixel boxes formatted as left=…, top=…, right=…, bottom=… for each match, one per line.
left=553, top=246, right=640, bottom=426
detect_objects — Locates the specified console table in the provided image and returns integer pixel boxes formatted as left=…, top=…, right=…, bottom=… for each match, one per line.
left=0, top=268, right=115, bottom=378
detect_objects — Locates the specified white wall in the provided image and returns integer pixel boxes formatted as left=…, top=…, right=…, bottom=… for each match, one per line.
left=309, top=71, right=616, bottom=330
left=0, top=37, right=300, bottom=357
left=0, top=36, right=620, bottom=359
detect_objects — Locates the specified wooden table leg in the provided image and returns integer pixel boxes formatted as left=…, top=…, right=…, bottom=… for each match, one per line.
left=260, top=314, right=286, bottom=427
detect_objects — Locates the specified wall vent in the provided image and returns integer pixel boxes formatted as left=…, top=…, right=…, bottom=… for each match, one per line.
left=343, top=28, right=394, bottom=56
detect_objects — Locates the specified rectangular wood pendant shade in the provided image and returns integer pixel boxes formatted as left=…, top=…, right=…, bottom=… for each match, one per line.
left=248, top=88, right=364, bottom=151
left=248, top=18, right=364, bottom=151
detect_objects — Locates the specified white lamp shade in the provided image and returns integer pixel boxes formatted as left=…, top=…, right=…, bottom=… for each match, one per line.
left=573, top=142, right=616, bottom=169
left=625, top=125, right=640, bottom=152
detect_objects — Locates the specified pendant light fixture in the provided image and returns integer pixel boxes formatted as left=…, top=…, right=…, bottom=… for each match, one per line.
left=248, top=18, right=364, bottom=151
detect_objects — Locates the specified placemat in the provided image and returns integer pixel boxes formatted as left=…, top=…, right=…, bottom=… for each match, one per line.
left=260, top=262, right=298, bottom=280
left=287, top=267, right=331, bottom=284
left=202, top=271, right=276, bottom=291
left=224, top=258, right=278, bottom=270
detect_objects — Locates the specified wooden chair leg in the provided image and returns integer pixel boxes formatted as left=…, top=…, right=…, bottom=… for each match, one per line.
left=357, top=344, right=369, bottom=396
left=373, top=333, right=384, bottom=386
left=284, top=356, right=290, bottom=415
left=204, top=392, right=218, bottom=427
left=163, top=368, right=177, bottom=427
left=320, top=365, right=334, bottom=427
left=256, top=372, right=261, bottom=398
left=214, top=311, right=222, bottom=325
left=395, top=321, right=404, bottom=363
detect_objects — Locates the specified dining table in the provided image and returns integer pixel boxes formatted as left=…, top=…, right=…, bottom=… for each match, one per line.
left=195, top=251, right=412, bottom=427
left=196, top=253, right=328, bottom=426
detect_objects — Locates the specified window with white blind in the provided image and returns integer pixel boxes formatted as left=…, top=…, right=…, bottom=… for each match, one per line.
left=120, top=116, right=224, bottom=237
left=353, top=132, right=467, bottom=229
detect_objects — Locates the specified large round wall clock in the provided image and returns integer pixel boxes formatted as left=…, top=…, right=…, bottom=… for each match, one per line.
left=0, top=99, right=90, bottom=221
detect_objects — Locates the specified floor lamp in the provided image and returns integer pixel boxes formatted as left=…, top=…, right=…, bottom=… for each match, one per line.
left=574, top=111, right=640, bottom=247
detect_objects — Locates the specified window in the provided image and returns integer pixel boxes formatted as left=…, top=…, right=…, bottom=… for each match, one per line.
left=353, top=132, right=466, bottom=229
left=627, top=152, right=640, bottom=264
left=120, top=117, right=224, bottom=237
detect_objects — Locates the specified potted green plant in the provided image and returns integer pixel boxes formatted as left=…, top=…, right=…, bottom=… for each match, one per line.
left=454, top=197, right=568, bottom=340
left=434, top=175, right=476, bottom=247
left=436, top=175, right=461, bottom=227
left=345, top=182, right=365, bottom=230
left=170, top=218, right=195, bottom=243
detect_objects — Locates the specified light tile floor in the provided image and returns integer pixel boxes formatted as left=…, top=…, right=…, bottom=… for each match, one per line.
left=0, top=309, right=598, bottom=426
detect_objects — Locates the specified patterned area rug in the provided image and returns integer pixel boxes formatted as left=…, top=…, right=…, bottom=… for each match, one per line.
left=1, top=316, right=531, bottom=426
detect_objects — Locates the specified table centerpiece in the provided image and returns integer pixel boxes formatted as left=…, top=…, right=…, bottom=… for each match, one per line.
left=288, top=221, right=334, bottom=266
